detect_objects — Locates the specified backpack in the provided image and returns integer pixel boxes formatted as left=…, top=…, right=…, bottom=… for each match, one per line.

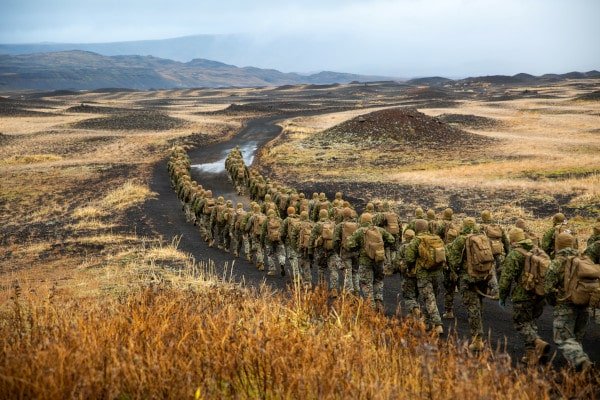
left=298, top=221, right=313, bottom=249
left=364, top=227, right=385, bottom=262
left=443, top=221, right=461, bottom=244
left=417, top=234, right=446, bottom=270
left=203, top=198, right=215, bottom=215
left=464, top=233, right=495, bottom=280
left=485, top=224, right=505, bottom=255
left=319, top=201, right=330, bottom=212
left=253, top=214, right=266, bottom=236
left=516, top=247, right=550, bottom=296
left=279, top=194, right=289, bottom=213
left=237, top=168, right=245, bottom=180
left=562, top=256, right=600, bottom=307
left=216, top=204, right=227, bottom=223
left=385, top=212, right=400, bottom=235
left=267, top=218, right=282, bottom=241
left=321, top=222, right=335, bottom=250
left=234, top=210, right=247, bottom=230
left=341, top=222, right=358, bottom=250
left=288, top=217, right=301, bottom=241
left=553, top=225, right=572, bottom=252
left=298, top=199, right=309, bottom=213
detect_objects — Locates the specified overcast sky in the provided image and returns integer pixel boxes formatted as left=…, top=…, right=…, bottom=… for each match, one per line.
left=1, top=0, right=598, bottom=77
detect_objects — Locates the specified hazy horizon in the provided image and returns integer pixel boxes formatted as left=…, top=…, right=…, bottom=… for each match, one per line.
left=1, top=0, right=599, bottom=77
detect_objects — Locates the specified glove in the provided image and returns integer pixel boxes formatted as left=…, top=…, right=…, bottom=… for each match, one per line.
left=498, top=298, right=506, bottom=308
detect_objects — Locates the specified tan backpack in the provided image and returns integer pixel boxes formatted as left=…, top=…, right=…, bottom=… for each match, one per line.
left=485, top=224, right=505, bottom=255
left=287, top=217, right=300, bottom=240
left=215, top=204, right=227, bottom=223
left=267, top=218, right=282, bottom=241
left=385, top=212, right=400, bottom=235
left=341, top=222, right=358, bottom=250
left=562, top=256, right=600, bottom=307
left=364, top=227, right=385, bottom=262
left=237, top=168, right=245, bottom=180
left=253, top=214, right=266, bottom=236
left=234, top=210, right=247, bottom=230
left=203, top=198, right=216, bottom=215
left=417, top=234, right=446, bottom=270
left=464, top=233, right=495, bottom=280
left=298, top=199, right=309, bottom=213
left=516, top=247, right=550, bottom=296
left=321, top=222, right=335, bottom=250
left=298, top=221, right=313, bottom=249
left=279, top=194, right=289, bottom=213
left=443, top=221, right=461, bottom=244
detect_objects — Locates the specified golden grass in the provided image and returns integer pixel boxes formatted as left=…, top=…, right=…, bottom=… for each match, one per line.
left=0, top=153, right=63, bottom=165
left=99, top=180, right=157, bottom=211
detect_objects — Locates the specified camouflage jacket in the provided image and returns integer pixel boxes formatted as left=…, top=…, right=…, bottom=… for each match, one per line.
left=346, top=224, right=396, bottom=267
left=260, top=215, right=284, bottom=245
left=544, top=248, right=579, bottom=306
left=584, top=235, right=600, bottom=264
left=498, top=240, right=536, bottom=303
left=541, top=225, right=560, bottom=258
left=446, top=227, right=481, bottom=283
left=480, top=223, right=511, bottom=256
left=333, top=220, right=358, bottom=254
left=308, top=218, right=334, bottom=253
left=281, top=215, right=300, bottom=248
left=404, top=234, right=444, bottom=279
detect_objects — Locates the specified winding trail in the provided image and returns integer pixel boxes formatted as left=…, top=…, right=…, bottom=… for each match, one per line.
left=145, top=113, right=600, bottom=365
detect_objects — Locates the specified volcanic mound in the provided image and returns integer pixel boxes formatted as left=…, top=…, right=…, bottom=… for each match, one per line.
left=71, top=111, right=186, bottom=131
left=316, top=107, right=496, bottom=149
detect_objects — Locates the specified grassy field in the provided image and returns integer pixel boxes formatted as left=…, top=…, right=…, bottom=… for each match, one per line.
left=1, top=84, right=599, bottom=398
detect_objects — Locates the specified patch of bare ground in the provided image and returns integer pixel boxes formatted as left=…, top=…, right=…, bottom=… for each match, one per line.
left=437, top=113, right=502, bottom=129
left=71, top=111, right=188, bottom=131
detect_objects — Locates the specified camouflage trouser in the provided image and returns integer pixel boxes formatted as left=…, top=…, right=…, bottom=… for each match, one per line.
left=298, top=251, right=312, bottom=286
left=340, top=249, right=359, bottom=294
left=494, top=253, right=506, bottom=279
left=417, top=271, right=442, bottom=327
left=487, top=254, right=503, bottom=295
left=233, top=231, right=249, bottom=258
left=199, top=214, right=211, bottom=241
left=286, top=246, right=300, bottom=283
left=183, top=203, right=195, bottom=223
left=250, top=236, right=264, bottom=266
left=402, top=274, right=419, bottom=313
left=459, top=277, right=488, bottom=340
left=553, top=303, right=590, bottom=368
left=265, top=240, right=286, bottom=273
left=383, top=236, right=399, bottom=275
left=213, top=223, right=227, bottom=249
left=512, top=297, right=545, bottom=350
left=443, top=267, right=457, bottom=313
left=314, top=248, right=340, bottom=291
left=359, top=261, right=384, bottom=308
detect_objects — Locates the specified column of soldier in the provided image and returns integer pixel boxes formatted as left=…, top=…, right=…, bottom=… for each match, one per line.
left=168, top=145, right=600, bottom=373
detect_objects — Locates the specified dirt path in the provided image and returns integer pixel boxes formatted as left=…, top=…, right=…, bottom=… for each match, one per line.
left=144, top=114, right=599, bottom=366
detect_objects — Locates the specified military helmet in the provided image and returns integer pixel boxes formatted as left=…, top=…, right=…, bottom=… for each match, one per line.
left=267, top=209, right=276, bottom=217
left=300, top=211, right=309, bottom=220
left=515, top=218, right=526, bottom=230
left=318, top=209, right=329, bottom=220
left=342, top=207, right=354, bottom=219
left=299, top=192, right=305, bottom=199
left=217, top=196, right=225, bottom=204
left=403, top=229, right=415, bottom=241
left=205, top=190, right=213, bottom=198
left=360, top=213, right=373, bottom=224
left=481, top=210, right=492, bottom=223
left=415, top=207, right=424, bottom=218
left=319, top=192, right=326, bottom=201
left=556, top=232, right=575, bottom=251
left=264, top=194, right=271, bottom=202
left=192, top=181, right=198, bottom=187
left=365, top=202, right=375, bottom=212
left=508, top=228, right=525, bottom=244
left=463, top=217, right=476, bottom=229
left=426, top=209, right=435, bottom=220
left=335, top=192, right=343, bottom=200
left=237, top=203, right=244, bottom=209
left=443, top=207, right=453, bottom=220
left=226, top=200, right=232, bottom=207
left=312, top=192, right=319, bottom=199
left=552, top=213, right=566, bottom=225
left=252, top=204, right=261, bottom=212
left=287, top=206, right=296, bottom=215
left=415, top=219, right=428, bottom=234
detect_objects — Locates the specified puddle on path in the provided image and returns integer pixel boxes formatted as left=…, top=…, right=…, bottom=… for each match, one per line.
left=192, top=142, right=258, bottom=174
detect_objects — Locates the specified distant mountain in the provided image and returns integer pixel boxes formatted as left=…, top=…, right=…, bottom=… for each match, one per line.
left=408, top=71, right=600, bottom=86
left=0, top=51, right=391, bottom=91
left=406, top=76, right=453, bottom=86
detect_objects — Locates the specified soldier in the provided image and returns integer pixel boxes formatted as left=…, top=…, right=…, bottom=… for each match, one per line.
left=426, top=209, right=439, bottom=235
left=480, top=209, right=510, bottom=297
left=308, top=192, right=320, bottom=220
left=541, top=212, right=569, bottom=259
left=499, top=228, right=550, bottom=366
left=334, top=207, right=360, bottom=294
left=311, top=192, right=331, bottom=222
left=438, top=207, right=460, bottom=319
left=295, top=211, right=314, bottom=287
left=376, top=201, right=401, bottom=276
left=309, top=209, right=340, bottom=295
left=583, top=223, right=600, bottom=263
left=261, top=209, right=286, bottom=277
left=332, top=191, right=344, bottom=208
left=447, top=217, right=490, bottom=351
left=231, top=203, right=249, bottom=259
left=221, top=200, right=234, bottom=252
left=515, top=218, right=540, bottom=248
left=281, top=206, right=301, bottom=283
left=405, top=207, right=425, bottom=233
left=246, top=203, right=266, bottom=271
left=544, top=232, right=594, bottom=372
left=209, top=196, right=228, bottom=250
left=197, top=190, right=215, bottom=244
left=346, top=213, right=396, bottom=310
left=399, top=229, right=419, bottom=316
left=261, top=193, right=279, bottom=216
left=404, top=219, right=445, bottom=334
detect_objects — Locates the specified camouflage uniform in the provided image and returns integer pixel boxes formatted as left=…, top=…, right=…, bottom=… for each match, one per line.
left=231, top=203, right=249, bottom=259
left=311, top=193, right=332, bottom=222
left=544, top=240, right=591, bottom=370
left=404, top=222, right=444, bottom=330
left=515, top=218, right=540, bottom=248
left=480, top=210, right=510, bottom=295
left=498, top=231, right=548, bottom=364
left=333, top=209, right=360, bottom=294
left=583, top=225, right=600, bottom=264
left=426, top=209, right=439, bottom=235
left=245, top=205, right=266, bottom=270
left=209, top=197, right=228, bottom=250
left=399, top=230, right=418, bottom=313
left=346, top=213, right=396, bottom=309
left=447, top=219, right=488, bottom=348
left=197, top=191, right=215, bottom=243
left=309, top=210, right=341, bottom=293
left=541, top=213, right=568, bottom=259
left=437, top=208, right=460, bottom=318
left=295, top=211, right=314, bottom=286
left=281, top=208, right=301, bottom=282
left=261, top=210, right=286, bottom=276
left=374, top=202, right=401, bottom=276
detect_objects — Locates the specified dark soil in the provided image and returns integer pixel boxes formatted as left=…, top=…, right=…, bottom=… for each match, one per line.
left=575, top=90, right=600, bottom=101
left=0, top=97, right=52, bottom=117
left=66, top=104, right=136, bottom=114
left=437, top=113, right=502, bottom=129
left=315, top=107, right=497, bottom=149
left=71, top=112, right=187, bottom=131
